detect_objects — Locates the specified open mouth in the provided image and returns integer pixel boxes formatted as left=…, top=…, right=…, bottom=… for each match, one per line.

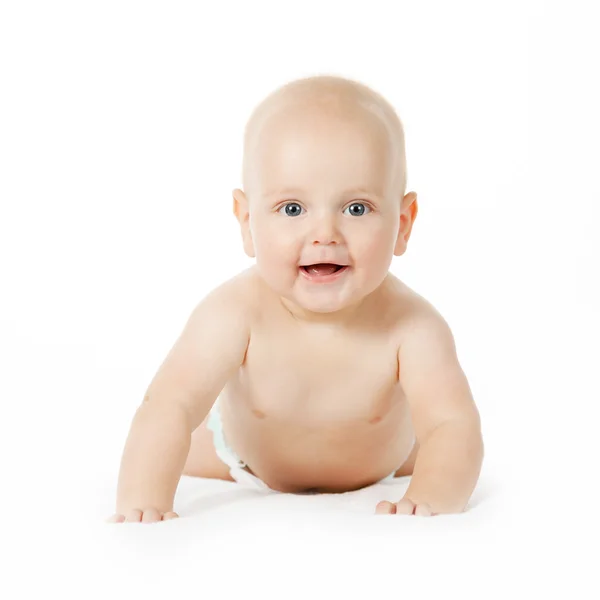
left=300, top=263, right=346, bottom=274
left=299, top=263, right=349, bottom=282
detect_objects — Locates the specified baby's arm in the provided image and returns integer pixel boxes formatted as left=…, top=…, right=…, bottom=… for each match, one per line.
left=379, top=307, right=484, bottom=516
left=112, top=279, right=251, bottom=521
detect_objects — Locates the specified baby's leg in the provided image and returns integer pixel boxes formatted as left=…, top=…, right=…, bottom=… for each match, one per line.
left=182, top=416, right=235, bottom=482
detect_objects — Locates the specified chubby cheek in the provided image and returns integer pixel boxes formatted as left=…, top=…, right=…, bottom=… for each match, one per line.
left=253, top=225, right=300, bottom=277
left=354, top=229, right=396, bottom=271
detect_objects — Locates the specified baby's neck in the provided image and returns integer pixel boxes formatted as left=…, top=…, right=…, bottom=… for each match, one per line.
left=279, top=296, right=367, bottom=327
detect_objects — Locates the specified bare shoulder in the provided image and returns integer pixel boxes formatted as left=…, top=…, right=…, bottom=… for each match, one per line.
left=195, top=266, right=260, bottom=319
left=386, top=274, right=459, bottom=367
left=388, top=275, right=479, bottom=439
left=385, top=273, right=449, bottom=332
left=142, top=267, right=260, bottom=426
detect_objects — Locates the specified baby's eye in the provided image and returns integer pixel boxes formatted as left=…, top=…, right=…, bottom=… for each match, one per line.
left=278, top=202, right=304, bottom=217
left=344, top=202, right=371, bottom=217
left=278, top=201, right=371, bottom=217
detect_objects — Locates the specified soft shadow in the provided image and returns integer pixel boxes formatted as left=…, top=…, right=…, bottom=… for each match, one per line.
left=465, top=479, right=496, bottom=510
left=177, top=478, right=270, bottom=515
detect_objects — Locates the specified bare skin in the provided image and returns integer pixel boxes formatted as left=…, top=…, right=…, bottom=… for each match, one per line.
left=181, top=267, right=422, bottom=494
left=109, top=268, right=422, bottom=524
left=109, top=77, right=482, bottom=524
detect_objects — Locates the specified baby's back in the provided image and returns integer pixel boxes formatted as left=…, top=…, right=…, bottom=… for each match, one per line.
left=216, top=267, right=419, bottom=493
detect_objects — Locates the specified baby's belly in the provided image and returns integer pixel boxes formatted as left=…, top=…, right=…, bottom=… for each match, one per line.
left=219, top=391, right=415, bottom=493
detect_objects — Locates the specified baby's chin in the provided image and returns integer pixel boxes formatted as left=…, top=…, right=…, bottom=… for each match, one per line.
left=292, top=298, right=349, bottom=315
left=288, top=279, right=369, bottom=318
left=282, top=296, right=361, bottom=321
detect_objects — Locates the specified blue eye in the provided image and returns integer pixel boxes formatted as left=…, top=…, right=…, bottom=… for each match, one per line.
left=278, top=202, right=304, bottom=217
left=344, top=202, right=370, bottom=216
left=278, top=201, right=371, bottom=217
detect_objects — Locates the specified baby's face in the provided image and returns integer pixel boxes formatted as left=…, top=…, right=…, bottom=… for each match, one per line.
left=239, top=103, right=406, bottom=317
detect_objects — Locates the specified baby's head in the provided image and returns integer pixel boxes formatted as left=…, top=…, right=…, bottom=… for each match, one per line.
left=233, top=75, right=418, bottom=320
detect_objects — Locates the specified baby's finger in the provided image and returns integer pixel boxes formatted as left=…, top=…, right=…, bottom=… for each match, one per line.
left=162, top=511, right=179, bottom=521
left=106, top=513, right=125, bottom=523
left=414, top=503, right=433, bottom=517
left=375, top=501, right=397, bottom=515
left=124, top=509, right=143, bottom=523
left=141, top=508, right=162, bottom=523
left=394, top=498, right=416, bottom=515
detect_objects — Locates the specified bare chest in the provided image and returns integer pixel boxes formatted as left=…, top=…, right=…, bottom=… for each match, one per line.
left=219, top=323, right=412, bottom=492
left=227, top=324, right=403, bottom=424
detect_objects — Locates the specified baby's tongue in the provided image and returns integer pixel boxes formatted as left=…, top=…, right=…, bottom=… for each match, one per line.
left=306, top=263, right=338, bottom=276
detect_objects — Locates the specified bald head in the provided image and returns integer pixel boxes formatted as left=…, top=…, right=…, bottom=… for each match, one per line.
left=241, top=75, right=408, bottom=201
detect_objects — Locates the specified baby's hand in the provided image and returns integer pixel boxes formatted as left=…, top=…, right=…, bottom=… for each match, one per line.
left=106, top=508, right=179, bottom=524
left=375, top=498, right=436, bottom=517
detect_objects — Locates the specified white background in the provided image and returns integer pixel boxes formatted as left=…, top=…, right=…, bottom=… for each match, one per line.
left=1, top=1, right=598, bottom=597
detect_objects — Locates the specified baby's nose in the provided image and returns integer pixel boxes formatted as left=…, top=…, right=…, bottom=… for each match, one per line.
left=311, top=216, right=340, bottom=245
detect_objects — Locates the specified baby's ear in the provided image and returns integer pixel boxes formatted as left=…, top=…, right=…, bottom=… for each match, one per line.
left=394, top=192, right=418, bottom=256
left=232, top=189, right=255, bottom=258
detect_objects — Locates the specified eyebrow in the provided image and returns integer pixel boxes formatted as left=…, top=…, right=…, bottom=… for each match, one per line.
left=263, top=187, right=380, bottom=198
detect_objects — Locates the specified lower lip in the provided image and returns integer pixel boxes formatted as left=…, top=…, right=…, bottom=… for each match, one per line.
left=299, top=266, right=350, bottom=284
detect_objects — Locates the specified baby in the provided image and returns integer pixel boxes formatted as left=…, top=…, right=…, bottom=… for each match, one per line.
left=108, top=75, right=484, bottom=523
